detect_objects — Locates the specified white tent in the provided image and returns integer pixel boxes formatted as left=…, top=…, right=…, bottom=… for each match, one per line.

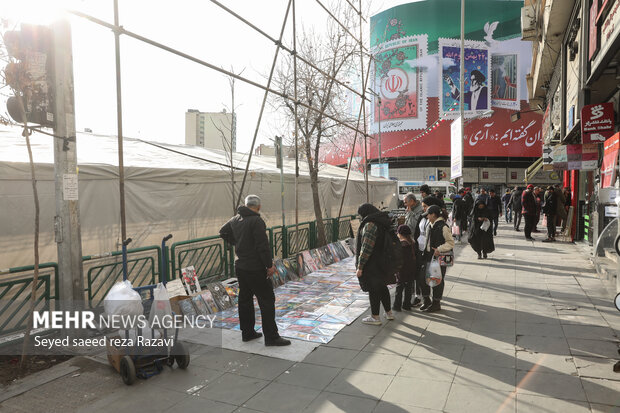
left=0, top=126, right=397, bottom=268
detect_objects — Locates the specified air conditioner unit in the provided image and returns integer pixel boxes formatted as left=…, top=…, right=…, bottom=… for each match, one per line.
left=521, top=6, right=537, bottom=41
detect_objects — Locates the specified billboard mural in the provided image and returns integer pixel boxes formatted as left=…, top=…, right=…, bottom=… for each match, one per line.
left=320, top=0, right=542, bottom=165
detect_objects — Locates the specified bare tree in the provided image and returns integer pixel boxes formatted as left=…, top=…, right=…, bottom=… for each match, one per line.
left=272, top=2, right=362, bottom=246
left=211, top=66, right=244, bottom=215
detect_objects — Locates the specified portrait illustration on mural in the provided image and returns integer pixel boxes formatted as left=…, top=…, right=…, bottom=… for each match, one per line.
left=439, top=39, right=490, bottom=118
left=491, top=54, right=520, bottom=110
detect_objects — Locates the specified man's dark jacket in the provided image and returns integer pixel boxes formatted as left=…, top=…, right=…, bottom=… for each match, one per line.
left=463, top=192, right=474, bottom=215
left=487, top=195, right=502, bottom=217
left=219, top=206, right=272, bottom=271
left=355, top=211, right=391, bottom=292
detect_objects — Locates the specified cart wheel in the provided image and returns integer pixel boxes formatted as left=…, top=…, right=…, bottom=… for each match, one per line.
left=120, top=356, right=137, bottom=385
left=166, top=355, right=175, bottom=367
left=174, top=342, right=190, bottom=369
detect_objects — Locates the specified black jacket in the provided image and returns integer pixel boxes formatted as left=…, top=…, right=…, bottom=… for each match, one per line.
left=543, top=190, right=557, bottom=215
left=424, top=219, right=448, bottom=262
left=487, top=195, right=502, bottom=217
left=355, top=211, right=391, bottom=291
left=463, top=192, right=474, bottom=215
left=510, top=189, right=523, bottom=210
left=452, top=197, right=468, bottom=221
left=219, top=206, right=272, bottom=271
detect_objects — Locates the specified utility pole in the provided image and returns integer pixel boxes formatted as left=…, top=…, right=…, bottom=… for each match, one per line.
left=459, top=0, right=466, bottom=190
left=51, top=19, right=84, bottom=329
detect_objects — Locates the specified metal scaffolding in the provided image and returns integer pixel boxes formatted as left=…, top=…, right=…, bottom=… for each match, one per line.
left=69, top=0, right=373, bottom=236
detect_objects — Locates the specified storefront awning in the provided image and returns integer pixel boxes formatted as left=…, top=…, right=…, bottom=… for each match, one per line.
left=524, top=157, right=543, bottom=183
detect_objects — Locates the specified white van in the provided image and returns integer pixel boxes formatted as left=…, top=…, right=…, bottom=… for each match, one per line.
left=397, top=181, right=457, bottom=208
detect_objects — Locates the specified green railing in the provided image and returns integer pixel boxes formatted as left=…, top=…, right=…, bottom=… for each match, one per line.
left=170, top=235, right=230, bottom=284
left=0, top=215, right=357, bottom=336
left=82, top=246, right=161, bottom=308
left=0, top=263, right=57, bottom=336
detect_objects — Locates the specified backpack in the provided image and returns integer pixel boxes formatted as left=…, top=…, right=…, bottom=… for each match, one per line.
left=382, top=227, right=404, bottom=276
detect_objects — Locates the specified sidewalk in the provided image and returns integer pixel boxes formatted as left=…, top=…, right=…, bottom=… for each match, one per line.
left=1, top=221, right=619, bottom=413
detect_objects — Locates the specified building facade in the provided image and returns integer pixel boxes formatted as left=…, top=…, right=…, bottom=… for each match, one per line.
left=524, top=0, right=620, bottom=249
left=185, top=109, right=236, bottom=152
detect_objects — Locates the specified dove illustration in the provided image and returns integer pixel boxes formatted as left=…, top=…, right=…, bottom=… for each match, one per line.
left=484, top=21, right=499, bottom=46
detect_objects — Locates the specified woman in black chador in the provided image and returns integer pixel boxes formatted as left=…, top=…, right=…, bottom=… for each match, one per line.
left=468, top=200, right=495, bottom=259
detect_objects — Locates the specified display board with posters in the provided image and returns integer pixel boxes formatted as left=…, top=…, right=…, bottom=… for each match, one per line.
left=320, top=0, right=542, bottom=164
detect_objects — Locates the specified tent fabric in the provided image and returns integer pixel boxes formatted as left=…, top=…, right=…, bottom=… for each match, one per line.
left=0, top=126, right=396, bottom=268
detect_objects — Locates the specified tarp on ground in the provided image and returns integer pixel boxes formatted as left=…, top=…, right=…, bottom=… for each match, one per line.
left=0, top=126, right=396, bottom=268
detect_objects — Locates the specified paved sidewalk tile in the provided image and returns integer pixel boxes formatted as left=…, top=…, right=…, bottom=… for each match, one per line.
left=303, top=391, right=377, bottom=413
left=516, top=394, right=590, bottom=413
left=303, top=346, right=359, bottom=368
left=580, top=377, right=620, bottom=406
left=396, top=357, right=458, bottom=382
left=444, top=383, right=516, bottom=413
left=382, top=376, right=451, bottom=410
left=198, top=373, right=269, bottom=405
left=325, top=369, right=393, bottom=400
left=274, top=362, right=341, bottom=390
left=244, top=382, right=320, bottom=413
left=345, top=352, right=406, bottom=375
left=515, top=370, right=587, bottom=402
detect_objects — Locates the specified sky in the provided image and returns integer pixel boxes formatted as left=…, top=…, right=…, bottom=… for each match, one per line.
left=0, top=0, right=409, bottom=154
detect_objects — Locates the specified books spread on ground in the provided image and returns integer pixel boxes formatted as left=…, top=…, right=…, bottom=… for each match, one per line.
left=174, top=240, right=370, bottom=344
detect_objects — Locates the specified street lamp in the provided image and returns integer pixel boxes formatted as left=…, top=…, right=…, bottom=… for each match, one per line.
left=367, top=88, right=382, bottom=167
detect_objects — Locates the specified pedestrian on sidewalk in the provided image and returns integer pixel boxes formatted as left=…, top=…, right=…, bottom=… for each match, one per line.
left=543, top=185, right=557, bottom=242
left=452, top=189, right=468, bottom=241
left=522, top=184, right=537, bottom=240
left=404, top=192, right=423, bottom=234
left=502, top=189, right=512, bottom=223
left=393, top=225, right=416, bottom=312
left=487, top=189, right=502, bottom=236
left=411, top=196, right=439, bottom=308
left=555, top=184, right=567, bottom=230
left=510, top=186, right=523, bottom=231
left=468, top=200, right=495, bottom=259
left=462, top=187, right=474, bottom=231
left=219, top=195, right=291, bottom=346
left=355, top=203, right=394, bottom=325
left=420, top=205, right=455, bottom=313
left=476, top=187, right=490, bottom=205
left=532, top=186, right=543, bottom=233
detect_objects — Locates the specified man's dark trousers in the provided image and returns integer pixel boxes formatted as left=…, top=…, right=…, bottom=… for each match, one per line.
left=513, top=210, right=522, bottom=230
left=524, top=214, right=535, bottom=239
left=491, top=214, right=499, bottom=234
left=236, top=267, right=278, bottom=340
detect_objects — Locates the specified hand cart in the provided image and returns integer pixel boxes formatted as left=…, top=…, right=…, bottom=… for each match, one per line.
left=107, top=234, right=191, bottom=385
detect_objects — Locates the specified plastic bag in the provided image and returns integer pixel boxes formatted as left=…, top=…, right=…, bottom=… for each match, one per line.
left=481, top=219, right=491, bottom=232
left=149, top=283, right=173, bottom=323
left=452, top=223, right=460, bottom=236
left=104, top=280, right=143, bottom=317
left=425, top=257, right=442, bottom=287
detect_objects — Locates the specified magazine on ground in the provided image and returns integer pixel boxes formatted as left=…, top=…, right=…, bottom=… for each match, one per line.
left=181, top=266, right=201, bottom=294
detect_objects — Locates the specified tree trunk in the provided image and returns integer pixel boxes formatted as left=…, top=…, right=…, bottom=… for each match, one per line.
left=309, top=166, right=327, bottom=246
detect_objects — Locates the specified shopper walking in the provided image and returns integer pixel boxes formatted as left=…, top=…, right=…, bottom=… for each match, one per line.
left=476, top=187, right=490, bottom=205
left=452, top=189, right=468, bottom=241
left=393, top=225, right=416, bottom=311
left=468, top=200, right=495, bottom=259
left=522, top=184, right=537, bottom=240
left=502, top=189, right=512, bottom=223
left=420, top=205, right=455, bottom=313
left=542, top=185, right=557, bottom=242
left=355, top=203, right=394, bottom=325
left=463, top=188, right=474, bottom=231
left=532, top=187, right=543, bottom=233
left=510, top=186, right=523, bottom=231
left=219, top=195, right=291, bottom=346
left=487, top=189, right=503, bottom=236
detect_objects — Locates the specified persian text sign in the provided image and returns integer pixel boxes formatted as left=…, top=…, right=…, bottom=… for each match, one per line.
left=582, top=102, right=615, bottom=143
left=602, top=133, right=620, bottom=188
left=450, top=117, right=462, bottom=179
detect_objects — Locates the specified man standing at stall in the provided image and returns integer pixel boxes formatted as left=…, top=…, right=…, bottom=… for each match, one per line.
left=220, top=195, right=291, bottom=346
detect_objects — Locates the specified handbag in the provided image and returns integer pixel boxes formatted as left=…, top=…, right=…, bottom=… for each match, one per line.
left=437, top=251, right=454, bottom=267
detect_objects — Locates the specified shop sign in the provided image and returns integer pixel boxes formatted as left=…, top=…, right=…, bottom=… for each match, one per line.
left=581, top=102, right=615, bottom=143
left=595, top=0, right=620, bottom=69
left=542, top=104, right=551, bottom=143
left=590, top=0, right=598, bottom=61
left=550, top=144, right=599, bottom=171
left=601, top=133, right=620, bottom=188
